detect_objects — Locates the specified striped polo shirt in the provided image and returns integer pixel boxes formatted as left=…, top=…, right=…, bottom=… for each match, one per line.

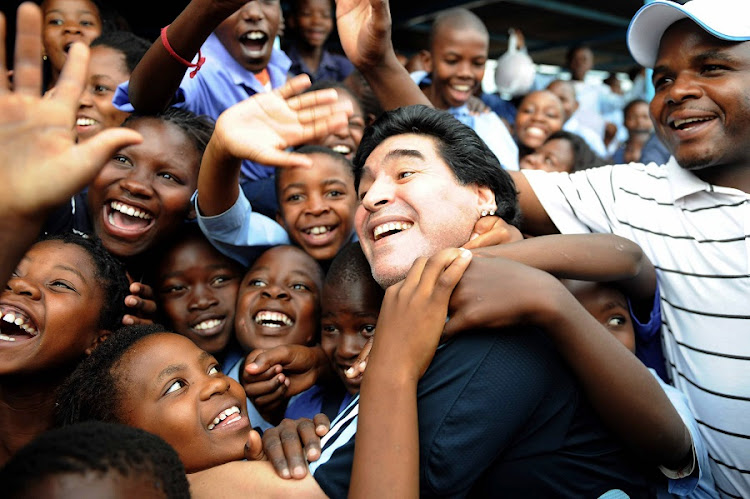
left=524, top=159, right=750, bottom=499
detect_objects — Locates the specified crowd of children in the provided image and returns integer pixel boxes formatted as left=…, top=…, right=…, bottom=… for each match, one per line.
left=1, top=0, right=748, bottom=497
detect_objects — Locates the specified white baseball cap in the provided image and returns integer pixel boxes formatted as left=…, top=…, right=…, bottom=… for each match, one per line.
left=627, top=0, right=750, bottom=68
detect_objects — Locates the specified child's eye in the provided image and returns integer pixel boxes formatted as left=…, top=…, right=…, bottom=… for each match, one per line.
left=248, top=279, right=266, bottom=288
left=286, top=193, right=304, bottom=203
left=163, top=284, right=186, bottom=294
left=112, top=154, right=133, bottom=167
left=360, top=324, right=376, bottom=337
left=93, top=84, right=111, bottom=94
left=80, top=19, right=96, bottom=27
left=606, top=315, right=627, bottom=328
left=326, top=190, right=345, bottom=198
left=211, top=275, right=233, bottom=286
left=50, top=280, right=76, bottom=292
left=322, top=324, right=338, bottom=336
left=165, top=379, right=186, bottom=395
left=208, top=366, right=220, bottom=375
left=291, top=283, right=310, bottom=291
left=158, top=172, right=183, bottom=184
left=47, top=18, right=63, bottom=26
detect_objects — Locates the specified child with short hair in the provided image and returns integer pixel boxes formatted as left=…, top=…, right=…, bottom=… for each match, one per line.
left=417, top=8, right=519, bottom=170
left=303, top=81, right=366, bottom=160
left=153, top=224, right=245, bottom=367
left=520, top=130, right=606, bottom=174
left=612, top=99, right=654, bottom=164
left=0, top=421, right=190, bottom=499
left=285, top=242, right=383, bottom=421
left=285, top=0, right=354, bottom=83
left=75, top=31, right=151, bottom=142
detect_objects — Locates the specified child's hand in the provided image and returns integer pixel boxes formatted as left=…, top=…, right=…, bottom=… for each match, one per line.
left=464, top=216, right=524, bottom=250
left=344, top=337, right=372, bottom=379
left=122, top=281, right=157, bottom=325
left=243, top=428, right=265, bottom=461
left=242, top=349, right=289, bottom=417
left=211, top=74, right=352, bottom=169
left=444, top=256, right=557, bottom=337
left=370, top=247, right=472, bottom=380
left=262, top=414, right=331, bottom=479
left=335, top=0, right=395, bottom=69
left=0, top=4, right=142, bottom=222
left=243, top=344, right=328, bottom=397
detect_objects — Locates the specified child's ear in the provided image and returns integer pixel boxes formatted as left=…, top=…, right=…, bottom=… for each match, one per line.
left=85, top=330, right=110, bottom=355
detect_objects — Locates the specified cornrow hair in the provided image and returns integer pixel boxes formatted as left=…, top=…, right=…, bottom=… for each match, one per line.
left=0, top=421, right=190, bottom=499
left=90, top=31, right=151, bottom=74
left=123, top=108, right=215, bottom=156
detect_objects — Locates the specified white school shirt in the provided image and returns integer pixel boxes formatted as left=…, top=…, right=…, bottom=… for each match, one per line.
left=523, top=159, right=750, bottom=499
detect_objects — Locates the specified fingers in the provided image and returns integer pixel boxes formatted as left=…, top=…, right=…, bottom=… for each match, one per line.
left=263, top=418, right=311, bottom=479
left=345, top=336, right=372, bottom=378
left=0, top=13, right=7, bottom=94
left=276, top=74, right=312, bottom=100
left=286, top=87, right=339, bottom=112
left=52, top=42, right=89, bottom=112
left=245, top=430, right=265, bottom=461
left=419, top=248, right=472, bottom=301
left=12, top=3, right=42, bottom=97
left=297, top=417, right=323, bottom=463
left=69, top=128, right=142, bottom=188
left=245, top=347, right=291, bottom=374
left=129, top=282, right=155, bottom=299
left=312, top=413, right=331, bottom=437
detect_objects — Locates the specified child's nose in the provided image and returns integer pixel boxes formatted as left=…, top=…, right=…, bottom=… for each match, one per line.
left=6, top=277, right=42, bottom=300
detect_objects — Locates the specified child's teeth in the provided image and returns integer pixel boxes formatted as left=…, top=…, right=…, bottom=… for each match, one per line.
left=0, top=334, right=16, bottom=342
left=3, top=313, right=16, bottom=323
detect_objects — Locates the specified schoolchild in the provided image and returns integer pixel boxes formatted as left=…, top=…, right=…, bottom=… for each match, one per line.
left=547, top=79, right=609, bottom=158
left=418, top=8, right=519, bottom=170
left=513, top=89, right=565, bottom=159
left=114, top=0, right=288, bottom=183
left=520, top=130, right=606, bottom=174
left=303, top=81, right=366, bottom=161
left=285, top=242, right=383, bottom=421
left=76, top=31, right=151, bottom=142
left=611, top=99, right=654, bottom=164
left=153, top=224, right=245, bottom=368
left=0, top=421, right=191, bottom=499
left=285, top=0, right=354, bottom=83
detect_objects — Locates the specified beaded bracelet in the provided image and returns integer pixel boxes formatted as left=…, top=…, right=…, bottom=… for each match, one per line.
left=160, top=25, right=205, bottom=78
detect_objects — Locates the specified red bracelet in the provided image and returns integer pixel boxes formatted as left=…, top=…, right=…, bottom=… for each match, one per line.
left=160, top=25, right=205, bottom=78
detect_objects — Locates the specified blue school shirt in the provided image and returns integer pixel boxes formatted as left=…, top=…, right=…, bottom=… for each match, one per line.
left=113, top=33, right=291, bottom=181
left=287, top=45, right=354, bottom=83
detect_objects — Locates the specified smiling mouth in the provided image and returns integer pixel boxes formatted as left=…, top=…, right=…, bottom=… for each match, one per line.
left=331, top=144, right=352, bottom=155
left=0, top=308, right=38, bottom=343
left=254, top=310, right=294, bottom=328
left=105, top=201, right=155, bottom=233
left=208, top=405, right=241, bottom=431
left=76, top=117, right=99, bottom=127
left=240, top=31, right=268, bottom=55
left=191, top=317, right=226, bottom=335
left=669, top=116, right=715, bottom=130
left=373, top=222, right=413, bottom=241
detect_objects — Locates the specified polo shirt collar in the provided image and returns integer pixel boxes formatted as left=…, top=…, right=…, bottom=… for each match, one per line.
left=203, top=33, right=290, bottom=89
left=667, top=156, right=713, bottom=201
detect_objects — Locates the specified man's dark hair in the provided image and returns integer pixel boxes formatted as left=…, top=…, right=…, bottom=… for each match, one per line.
left=546, top=130, right=607, bottom=172
left=353, top=105, right=521, bottom=227
left=0, top=421, right=190, bottom=499
left=41, top=233, right=129, bottom=331
left=55, top=323, right=167, bottom=426
left=90, top=31, right=151, bottom=74
left=123, top=108, right=215, bottom=157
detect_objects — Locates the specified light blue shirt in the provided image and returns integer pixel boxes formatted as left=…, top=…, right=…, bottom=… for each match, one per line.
left=449, top=104, right=519, bottom=171
left=114, top=33, right=291, bottom=180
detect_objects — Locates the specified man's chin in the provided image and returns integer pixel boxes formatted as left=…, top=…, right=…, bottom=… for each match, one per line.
left=371, top=265, right=408, bottom=290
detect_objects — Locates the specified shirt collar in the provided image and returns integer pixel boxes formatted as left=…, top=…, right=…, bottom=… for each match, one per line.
left=203, top=33, right=290, bottom=88
left=667, top=156, right=712, bottom=201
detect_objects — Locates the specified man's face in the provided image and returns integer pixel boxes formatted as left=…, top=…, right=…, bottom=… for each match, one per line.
left=650, top=20, right=750, bottom=173
left=355, top=134, right=488, bottom=288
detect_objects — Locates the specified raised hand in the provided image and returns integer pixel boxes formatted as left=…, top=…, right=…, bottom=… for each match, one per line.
left=210, top=74, right=353, bottom=169
left=335, top=0, right=394, bottom=69
left=0, top=4, right=142, bottom=221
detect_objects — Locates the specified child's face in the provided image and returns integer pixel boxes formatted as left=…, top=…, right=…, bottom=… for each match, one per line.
left=292, top=0, right=333, bottom=48
left=276, top=153, right=357, bottom=262
left=547, top=80, right=577, bottom=122
left=214, top=0, right=282, bottom=73
left=429, top=25, right=488, bottom=109
left=514, top=91, right=565, bottom=150
left=567, top=280, right=636, bottom=353
left=624, top=101, right=653, bottom=136
left=320, top=281, right=381, bottom=394
left=42, top=0, right=101, bottom=73
left=76, top=46, right=131, bottom=142
left=520, top=138, right=575, bottom=173
left=87, top=118, right=200, bottom=258
left=157, top=237, right=244, bottom=355
left=308, top=90, right=365, bottom=160
left=234, top=246, right=322, bottom=351
left=0, top=241, right=105, bottom=376
left=114, top=333, right=250, bottom=473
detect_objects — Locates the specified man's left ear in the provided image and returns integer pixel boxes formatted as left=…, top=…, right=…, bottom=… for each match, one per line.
left=85, top=330, right=110, bottom=355
left=476, top=185, right=496, bottom=213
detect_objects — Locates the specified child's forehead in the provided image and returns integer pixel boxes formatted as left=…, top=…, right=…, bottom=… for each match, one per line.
left=279, top=154, right=354, bottom=185
left=161, top=236, right=238, bottom=272
left=248, top=246, right=322, bottom=279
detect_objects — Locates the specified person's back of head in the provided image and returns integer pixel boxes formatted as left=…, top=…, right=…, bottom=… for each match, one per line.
left=354, top=105, right=520, bottom=228
left=0, top=421, right=190, bottom=499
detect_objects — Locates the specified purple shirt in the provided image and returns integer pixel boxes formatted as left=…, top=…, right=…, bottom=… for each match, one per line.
left=114, top=33, right=291, bottom=180
left=287, top=45, right=353, bottom=83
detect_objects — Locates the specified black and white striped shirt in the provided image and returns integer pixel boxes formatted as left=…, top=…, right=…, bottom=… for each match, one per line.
left=524, top=159, right=750, bottom=499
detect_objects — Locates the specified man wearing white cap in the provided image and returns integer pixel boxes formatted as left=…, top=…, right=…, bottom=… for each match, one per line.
left=511, top=1, right=750, bottom=497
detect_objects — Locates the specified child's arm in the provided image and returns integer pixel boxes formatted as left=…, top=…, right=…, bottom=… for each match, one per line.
left=445, top=255, right=692, bottom=471
left=335, top=0, right=432, bottom=110
left=197, top=74, right=352, bottom=217
left=127, top=0, right=246, bottom=113
left=350, top=248, right=472, bottom=499
left=0, top=5, right=141, bottom=286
